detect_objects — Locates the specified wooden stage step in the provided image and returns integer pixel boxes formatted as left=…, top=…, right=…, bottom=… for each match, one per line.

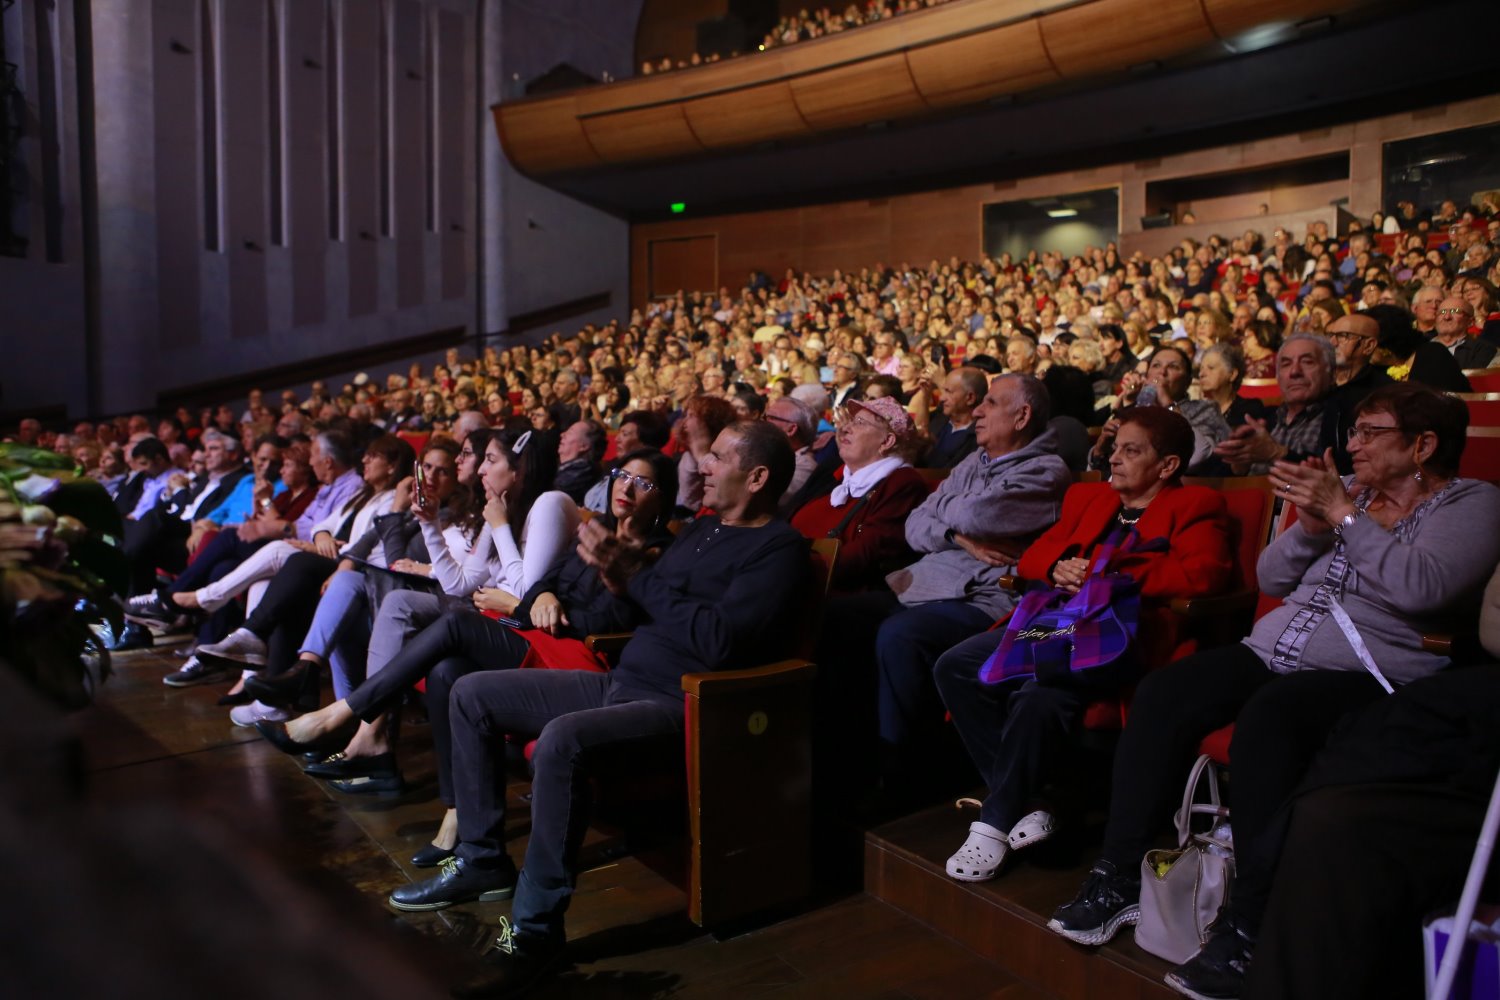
left=865, top=802, right=1175, bottom=1000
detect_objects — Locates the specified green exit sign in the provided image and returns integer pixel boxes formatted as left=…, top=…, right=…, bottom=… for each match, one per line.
left=670, top=202, right=686, bottom=214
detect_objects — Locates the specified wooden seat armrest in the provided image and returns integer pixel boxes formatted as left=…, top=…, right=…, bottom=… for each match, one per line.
left=1166, top=589, right=1258, bottom=618
left=584, top=632, right=633, bottom=661
left=1422, top=633, right=1454, bottom=656
left=682, top=659, right=817, bottom=698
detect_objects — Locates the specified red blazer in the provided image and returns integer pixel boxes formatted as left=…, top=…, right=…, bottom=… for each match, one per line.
left=1017, top=481, right=1233, bottom=601
left=791, top=465, right=930, bottom=592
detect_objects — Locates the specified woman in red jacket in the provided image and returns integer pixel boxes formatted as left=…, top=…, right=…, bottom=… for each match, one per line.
left=934, top=406, right=1233, bottom=883
left=790, top=396, right=930, bottom=592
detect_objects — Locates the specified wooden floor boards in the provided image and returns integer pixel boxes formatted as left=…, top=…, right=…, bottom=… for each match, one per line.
left=68, top=640, right=1031, bottom=999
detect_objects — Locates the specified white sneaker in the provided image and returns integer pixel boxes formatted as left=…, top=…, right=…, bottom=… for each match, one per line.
left=230, top=700, right=294, bottom=727
left=946, top=821, right=1008, bottom=882
left=197, top=628, right=268, bottom=667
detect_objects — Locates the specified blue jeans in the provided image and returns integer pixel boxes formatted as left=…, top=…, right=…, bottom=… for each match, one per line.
left=297, top=569, right=372, bottom=700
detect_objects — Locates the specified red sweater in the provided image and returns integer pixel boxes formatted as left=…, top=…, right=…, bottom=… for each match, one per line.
left=791, top=465, right=930, bottom=593
left=1017, top=481, right=1233, bottom=600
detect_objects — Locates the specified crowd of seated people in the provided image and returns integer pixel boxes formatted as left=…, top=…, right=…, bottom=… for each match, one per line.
left=8, top=192, right=1500, bottom=1000
left=639, top=0, right=957, bottom=76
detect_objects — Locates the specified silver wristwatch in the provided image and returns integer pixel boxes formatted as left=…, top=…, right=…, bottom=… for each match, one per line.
left=1335, top=511, right=1358, bottom=536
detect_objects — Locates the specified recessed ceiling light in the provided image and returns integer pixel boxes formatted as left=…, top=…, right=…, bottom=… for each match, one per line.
left=1047, top=209, right=1078, bottom=219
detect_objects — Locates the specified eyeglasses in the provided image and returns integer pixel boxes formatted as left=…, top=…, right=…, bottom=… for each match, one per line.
left=1346, top=423, right=1403, bottom=445
left=608, top=468, right=657, bottom=493
left=1437, top=308, right=1469, bottom=317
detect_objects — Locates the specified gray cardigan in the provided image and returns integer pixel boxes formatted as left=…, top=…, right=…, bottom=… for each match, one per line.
left=1246, top=477, right=1500, bottom=686
left=887, top=427, right=1071, bottom=620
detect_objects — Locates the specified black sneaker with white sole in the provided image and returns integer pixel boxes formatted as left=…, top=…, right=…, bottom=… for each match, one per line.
left=163, top=656, right=238, bottom=688
left=1047, top=859, right=1141, bottom=946
left=124, top=591, right=182, bottom=626
left=1164, top=916, right=1254, bottom=999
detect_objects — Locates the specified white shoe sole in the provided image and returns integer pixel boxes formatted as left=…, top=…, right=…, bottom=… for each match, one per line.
left=1162, top=973, right=1228, bottom=1000
left=1047, top=905, right=1141, bottom=947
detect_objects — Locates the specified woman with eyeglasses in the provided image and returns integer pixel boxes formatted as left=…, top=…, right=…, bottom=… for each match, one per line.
left=223, top=435, right=482, bottom=718
left=291, top=450, right=676, bottom=870
left=790, top=397, right=928, bottom=593
left=1049, top=384, right=1500, bottom=1000
left=255, top=428, right=580, bottom=782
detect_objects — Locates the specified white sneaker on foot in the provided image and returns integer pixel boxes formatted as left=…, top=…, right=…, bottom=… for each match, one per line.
left=197, top=628, right=268, bottom=666
left=230, top=700, right=294, bottom=727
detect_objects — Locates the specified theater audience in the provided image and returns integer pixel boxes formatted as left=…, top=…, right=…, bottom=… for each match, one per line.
left=1092, top=346, right=1228, bottom=472
left=790, top=397, right=927, bottom=592
left=385, top=422, right=806, bottom=998
left=1050, top=385, right=1500, bottom=974
left=823, top=375, right=1071, bottom=805
left=259, top=449, right=675, bottom=815
left=937, top=408, right=1231, bottom=882
left=252, top=427, right=578, bottom=779
left=924, top=367, right=986, bottom=469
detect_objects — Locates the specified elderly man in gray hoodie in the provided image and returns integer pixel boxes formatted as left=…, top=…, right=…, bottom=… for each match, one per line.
left=820, top=374, right=1071, bottom=804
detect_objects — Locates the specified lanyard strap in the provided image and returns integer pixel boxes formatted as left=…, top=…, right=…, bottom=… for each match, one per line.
left=1326, top=596, right=1394, bottom=695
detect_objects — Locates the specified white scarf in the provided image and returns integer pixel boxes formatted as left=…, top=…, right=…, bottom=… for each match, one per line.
left=830, top=456, right=908, bottom=508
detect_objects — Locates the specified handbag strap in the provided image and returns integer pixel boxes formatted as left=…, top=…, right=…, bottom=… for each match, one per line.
left=1327, top=596, right=1395, bottom=695
left=1173, top=754, right=1231, bottom=849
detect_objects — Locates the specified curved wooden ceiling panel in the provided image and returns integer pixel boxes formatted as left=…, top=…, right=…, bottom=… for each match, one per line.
left=580, top=103, right=705, bottom=165
left=684, top=80, right=813, bottom=149
left=787, top=52, right=929, bottom=130
left=905, top=19, right=1058, bottom=109
left=494, top=93, right=601, bottom=176
left=495, top=0, right=1384, bottom=176
left=1040, top=0, right=1216, bottom=78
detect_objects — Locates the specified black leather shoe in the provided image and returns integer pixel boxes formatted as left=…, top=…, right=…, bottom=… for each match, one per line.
left=387, top=856, right=517, bottom=912
left=327, top=773, right=405, bottom=797
left=411, top=843, right=456, bottom=868
left=216, top=689, right=254, bottom=707
left=303, top=751, right=399, bottom=780
left=451, top=917, right=566, bottom=998
left=254, top=720, right=350, bottom=759
left=244, top=660, right=319, bottom=708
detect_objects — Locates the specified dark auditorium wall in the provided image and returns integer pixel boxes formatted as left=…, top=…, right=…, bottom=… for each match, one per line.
left=2, top=0, right=482, bottom=419
left=0, top=0, right=88, bottom=420
left=482, top=0, right=639, bottom=345
left=2, top=0, right=646, bottom=421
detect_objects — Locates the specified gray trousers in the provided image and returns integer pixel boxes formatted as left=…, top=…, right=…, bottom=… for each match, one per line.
left=449, top=669, right=682, bottom=943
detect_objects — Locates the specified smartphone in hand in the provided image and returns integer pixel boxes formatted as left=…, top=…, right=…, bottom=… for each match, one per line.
left=413, top=460, right=428, bottom=510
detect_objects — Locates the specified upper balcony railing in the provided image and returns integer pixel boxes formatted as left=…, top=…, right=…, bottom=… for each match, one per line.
left=494, top=0, right=1377, bottom=178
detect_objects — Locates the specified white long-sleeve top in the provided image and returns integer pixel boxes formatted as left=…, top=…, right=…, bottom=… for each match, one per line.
left=419, top=491, right=580, bottom=598
left=335, top=489, right=396, bottom=563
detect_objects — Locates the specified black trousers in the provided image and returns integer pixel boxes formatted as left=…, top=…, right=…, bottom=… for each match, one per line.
left=1245, top=783, right=1490, bottom=1000
left=1098, top=643, right=1386, bottom=905
left=344, top=609, right=531, bottom=804
left=242, top=551, right=336, bottom=675
left=450, top=670, right=682, bottom=943
left=933, top=628, right=1125, bottom=832
left=122, top=508, right=189, bottom=596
